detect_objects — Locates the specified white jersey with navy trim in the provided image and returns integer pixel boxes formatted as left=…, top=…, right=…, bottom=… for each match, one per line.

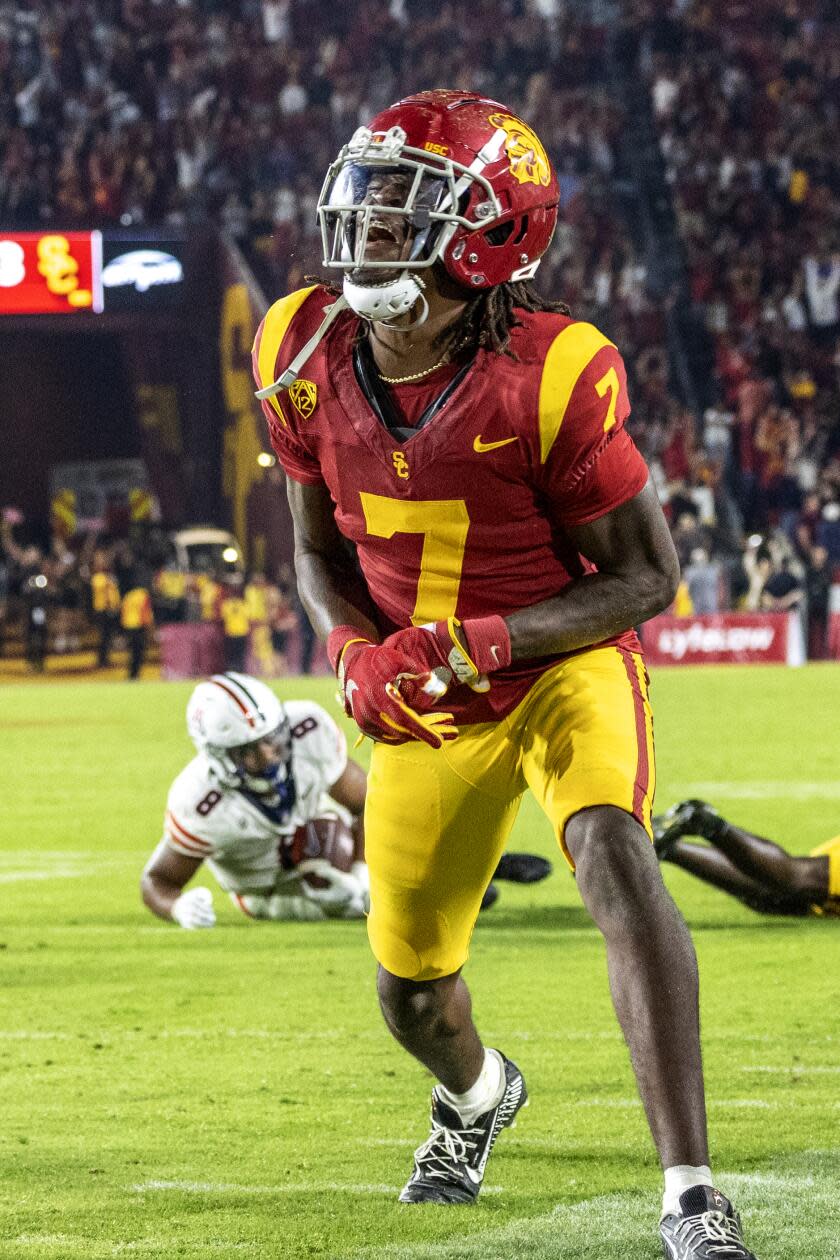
left=163, top=700, right=349, bottom=894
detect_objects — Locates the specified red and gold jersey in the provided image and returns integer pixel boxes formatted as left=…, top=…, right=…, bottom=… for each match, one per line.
left=253, top=285, right=650, bottom=722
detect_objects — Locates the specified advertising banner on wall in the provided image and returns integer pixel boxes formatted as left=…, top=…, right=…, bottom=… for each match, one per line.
left=641, top=612, right=806, bottom=666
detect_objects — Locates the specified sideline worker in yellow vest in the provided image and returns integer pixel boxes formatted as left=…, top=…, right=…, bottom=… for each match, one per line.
left=121, top=579, right=154, bottom=680
left=90, top=558, right=121, bottom=668
left=219, top=577, right=250, bottom=672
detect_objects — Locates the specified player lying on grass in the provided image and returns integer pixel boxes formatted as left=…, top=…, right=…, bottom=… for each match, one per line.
left=253, top=90, right=758, bottom=1258
left=141, top=672, right=552, bottom=927
left=654, top=801, right=840, bottom=917
left=141, top=671, right=370, bottom=925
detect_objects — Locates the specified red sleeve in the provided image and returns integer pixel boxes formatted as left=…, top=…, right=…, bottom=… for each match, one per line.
left=251, top=315, right=325, bottom=486
left=261, top=402, right=325, bottom=486
left=542, top=344, right=648, bottom=528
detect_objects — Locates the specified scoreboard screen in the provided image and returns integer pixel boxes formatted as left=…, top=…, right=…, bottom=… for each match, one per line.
left=0, top=231, right=103, bottom=314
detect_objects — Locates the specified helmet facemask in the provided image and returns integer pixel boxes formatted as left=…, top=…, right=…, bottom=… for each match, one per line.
left=318, top=125, right=503, bottom=324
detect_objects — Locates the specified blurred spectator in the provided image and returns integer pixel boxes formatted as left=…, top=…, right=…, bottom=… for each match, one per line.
left=804, top=545, right=831, bottom=660
left=120, top=576, right=154, bottom=680
left=293, top=585, right=317, bottom=675
left=20, top=547, right=51, bottom=672
left=268, top=571, right=297, bottom=674
left=153, top=563, right=188, bottom=624
left=683, top=546, right=723, bottom=614
left=760, top=556, right=804, bottom=614
left=194, top=569, right=223, bottom=623
left=218, top=576, right=251, bottom=671
left=244, top=570, right=274, bottom=675
left=90, top=552, right=121, bottom=668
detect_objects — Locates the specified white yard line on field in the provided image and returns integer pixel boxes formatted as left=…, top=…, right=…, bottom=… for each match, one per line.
left=722, top=1171, right=817, bottom=1191
left=0, top=869, right=96, bottom=883
left=132, top=1177, right=504, bottom=1197
left=671, top=780, right=840, bottom=801
left=741, top=1065, right=840, bottom=1074
left=0, top=854, right=132, bottom=883
left=133, top=1178, right=403, bottom=1195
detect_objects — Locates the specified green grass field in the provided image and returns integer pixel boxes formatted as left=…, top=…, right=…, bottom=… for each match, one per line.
left=1, top=666, right=839, bottom=1259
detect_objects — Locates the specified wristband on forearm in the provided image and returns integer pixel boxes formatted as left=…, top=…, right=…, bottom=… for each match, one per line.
left=421, top=615, right=511, bottom=694
left=459, top=615, right=512, bottom=674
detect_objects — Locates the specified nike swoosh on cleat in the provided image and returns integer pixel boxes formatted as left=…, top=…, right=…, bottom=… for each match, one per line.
left=473, top=435, right=519, bottom=453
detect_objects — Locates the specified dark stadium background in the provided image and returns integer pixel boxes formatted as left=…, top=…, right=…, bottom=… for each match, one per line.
left=1, top=0, right=838, bottom=674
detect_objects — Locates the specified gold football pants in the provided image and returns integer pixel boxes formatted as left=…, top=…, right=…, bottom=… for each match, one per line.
left=365, top=646, right=655, bottom=980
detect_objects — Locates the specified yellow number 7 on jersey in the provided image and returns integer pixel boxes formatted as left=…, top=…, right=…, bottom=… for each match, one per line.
left=360, top=493, right=470, bottom=625
left=595, top=365, right=619, bottom=432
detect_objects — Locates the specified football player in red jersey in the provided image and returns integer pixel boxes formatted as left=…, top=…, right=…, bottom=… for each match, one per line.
left=252, top=92, right=758, bottom=1257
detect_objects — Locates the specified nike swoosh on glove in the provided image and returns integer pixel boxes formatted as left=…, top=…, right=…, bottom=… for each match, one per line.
left=382, top=615, right=512, bottom=708
left=327, top=627, right=457, bottom=748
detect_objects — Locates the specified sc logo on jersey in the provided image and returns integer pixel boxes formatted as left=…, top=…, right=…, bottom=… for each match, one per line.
left=392, top=451, right=410, bottom=480
left=289, top=378, right=317, bottom=419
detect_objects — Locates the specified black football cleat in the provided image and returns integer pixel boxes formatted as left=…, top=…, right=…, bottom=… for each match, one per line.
left=398, top=1052, right=527, bottom=1205
left=479, top=882, right=500, bottom=912
left=493, top=852, right=553, bottom=884
left=660, top=1186, right=758, bottom=1259
left=652, top=800, right=724, bottom=859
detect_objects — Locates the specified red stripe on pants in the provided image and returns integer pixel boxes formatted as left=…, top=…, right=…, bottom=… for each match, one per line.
left=618, top=648, right=649, bottom=823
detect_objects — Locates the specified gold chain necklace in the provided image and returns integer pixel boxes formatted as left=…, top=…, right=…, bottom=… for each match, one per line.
left=377, top=354, right=450, bottom=385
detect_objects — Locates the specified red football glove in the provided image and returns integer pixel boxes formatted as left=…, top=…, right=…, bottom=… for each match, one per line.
left=382, top=615, right=512, bottom=708
left=326, top=626, right=457, bottom=749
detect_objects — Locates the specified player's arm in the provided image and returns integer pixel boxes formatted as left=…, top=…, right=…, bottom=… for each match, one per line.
left=384, top=341, right=679, bottom=698
left=141, top=842, right=215, bottom=929
left=505, top=479, right=680, bottom=658
left=328, top=757, right=367, bottom=863
left=287, top=479, right=380, bottom=642
left=388, top=482, right=678, bottom=703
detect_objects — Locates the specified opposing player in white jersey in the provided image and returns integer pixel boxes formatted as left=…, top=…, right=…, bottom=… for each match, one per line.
left=141, top=672, right=369, bottom=927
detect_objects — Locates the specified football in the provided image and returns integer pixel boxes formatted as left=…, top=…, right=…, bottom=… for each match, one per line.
left=285, top=815, right=355, bottom=886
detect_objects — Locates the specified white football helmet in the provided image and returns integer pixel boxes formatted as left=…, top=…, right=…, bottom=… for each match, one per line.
left=186, top=672, right=293, bottom=798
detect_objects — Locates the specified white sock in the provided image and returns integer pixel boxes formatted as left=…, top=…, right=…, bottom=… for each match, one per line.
left=437, top=1048, right=504, bottom=1125
left=662, top=1164, right=714, bottom=1217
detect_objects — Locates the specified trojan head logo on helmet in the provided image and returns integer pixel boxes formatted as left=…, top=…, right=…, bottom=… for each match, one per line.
left=186, top=672, right=295, bottom=814
left=316, top=89, right=559, bottom=325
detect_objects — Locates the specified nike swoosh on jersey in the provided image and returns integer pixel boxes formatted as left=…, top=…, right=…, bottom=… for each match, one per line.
left=473, top=434, right=520, bottom=453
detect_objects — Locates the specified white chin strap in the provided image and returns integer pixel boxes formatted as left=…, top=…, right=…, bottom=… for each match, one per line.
left=342, top=272, right=427, bottom=327
left=255, top=274, right=429, bottom=404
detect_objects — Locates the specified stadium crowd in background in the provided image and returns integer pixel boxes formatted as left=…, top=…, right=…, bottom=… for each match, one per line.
left=1, top=0, right=839, bottom=658
left=636, top=0, right=840, bottom=604
left=0, top=512, right=313, bottom=674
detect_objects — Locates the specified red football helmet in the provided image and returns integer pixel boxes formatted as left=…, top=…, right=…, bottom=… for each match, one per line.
left=317, top=89, right=559, bottom=320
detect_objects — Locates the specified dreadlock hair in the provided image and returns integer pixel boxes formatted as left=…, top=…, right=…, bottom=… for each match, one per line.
left=305, top=274, right=570, bottom=360
left=440, top=280, right=570, bottom=361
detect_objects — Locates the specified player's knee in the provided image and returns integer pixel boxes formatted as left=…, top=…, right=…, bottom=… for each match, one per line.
left=566, top=806, right=662, bottom=919
left=783, top=857, right=821, bottom=899
left=377, top=967, right=455, bottom=1039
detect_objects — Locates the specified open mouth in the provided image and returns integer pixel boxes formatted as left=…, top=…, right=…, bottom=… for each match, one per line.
left=361, top=216, right=408, bottom=256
